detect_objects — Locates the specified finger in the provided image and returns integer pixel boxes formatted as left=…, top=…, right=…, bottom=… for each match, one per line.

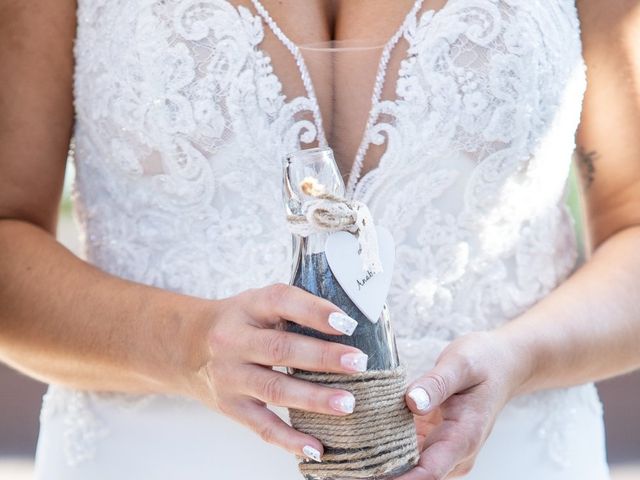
left=394, top=437, right=466, bottom=480
left=420, top=392, right=492, bottom=462
left=402, top=383, right=491, bottom=479
left=416, top=399, right=485, bottom=474
left=414, top=410, right=443, bottom=450
left=233, top=397, right=325, bottom=462
left=405, top=354, right=479, bottom=415
left=248, top=283, right=359, bottom=336
left=239, top=365, right=357, bottom=416
left=448, top=460, right=475, bottom=478
left=249, top=329, right=368, bottom=373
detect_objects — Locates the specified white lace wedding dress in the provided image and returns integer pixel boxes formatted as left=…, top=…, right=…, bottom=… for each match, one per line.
left=34, top=0, right=611, bottom=478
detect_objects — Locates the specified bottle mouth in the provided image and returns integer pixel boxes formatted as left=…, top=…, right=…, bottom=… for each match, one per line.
left=284, top=146, right=334, bottom=166
left=283, top=146, right=345, bottom=203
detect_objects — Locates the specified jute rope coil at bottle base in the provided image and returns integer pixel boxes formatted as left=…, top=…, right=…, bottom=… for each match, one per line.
left=286, top=179, right=420, bottom=478
left=289, top=368, right=419, bottom=478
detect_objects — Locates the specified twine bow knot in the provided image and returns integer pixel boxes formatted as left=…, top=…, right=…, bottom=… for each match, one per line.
left=286, top=177, right=383, bottom=274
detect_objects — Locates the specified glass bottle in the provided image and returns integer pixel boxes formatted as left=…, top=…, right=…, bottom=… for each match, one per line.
left=282, top=146, right=400, bottom=372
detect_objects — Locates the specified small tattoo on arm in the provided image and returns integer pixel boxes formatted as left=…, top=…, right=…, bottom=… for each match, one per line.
left=576, top=146, right=598, bottom=189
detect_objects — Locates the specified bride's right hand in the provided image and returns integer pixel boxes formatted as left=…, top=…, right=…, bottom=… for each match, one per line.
left=183, top=282, right=366, bottom=462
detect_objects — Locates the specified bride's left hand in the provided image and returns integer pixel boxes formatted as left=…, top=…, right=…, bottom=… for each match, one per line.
left=396, top=330, right=532, bottom=479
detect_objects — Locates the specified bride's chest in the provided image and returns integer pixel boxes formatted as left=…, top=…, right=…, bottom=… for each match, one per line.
left=75, top=0, right=582, bottom=131
left=73, top=0, right=584, bottom=210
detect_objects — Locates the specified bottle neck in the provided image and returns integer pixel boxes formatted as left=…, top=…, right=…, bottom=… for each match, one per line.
left=297, top=231, right=330, bottom=255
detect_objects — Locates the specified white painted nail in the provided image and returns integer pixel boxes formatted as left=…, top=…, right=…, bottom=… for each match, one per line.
left=328, top=312, right=358, bottom=336
left=340, top=352, right=368, bottom=372
left=408, top=387, right=431, bottom=411
left=303, top=445, right=322, bottom=462
left=330, top=394, right=355, bottom=414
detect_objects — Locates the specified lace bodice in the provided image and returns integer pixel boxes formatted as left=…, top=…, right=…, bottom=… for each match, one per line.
left=45, top=0, right=603, bottom=470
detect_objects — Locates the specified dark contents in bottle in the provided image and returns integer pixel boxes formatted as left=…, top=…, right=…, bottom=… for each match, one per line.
left=287, top=251, right=398, bottom=372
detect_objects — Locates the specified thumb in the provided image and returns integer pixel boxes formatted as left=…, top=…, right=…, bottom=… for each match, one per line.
left=405, top=354, right=477, bottom=415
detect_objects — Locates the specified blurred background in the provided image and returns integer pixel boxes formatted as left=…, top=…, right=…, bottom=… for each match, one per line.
left=1, top=160, right=639, bottom=478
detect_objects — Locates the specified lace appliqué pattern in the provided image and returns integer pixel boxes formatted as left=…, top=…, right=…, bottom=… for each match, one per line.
left=40, top=386, right=109, bottom=466
left=510, top=383, right=605, bottom=470
left=40, top=385, right=162, bottom=467
left=349, top=0, right=598, bottom=469
left=50, top=0, right=603, bottom=470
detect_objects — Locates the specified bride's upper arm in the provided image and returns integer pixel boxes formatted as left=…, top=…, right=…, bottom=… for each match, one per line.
left=575, top=0, right=640, bottom=252
left=0, top=1, right=77, bottom=234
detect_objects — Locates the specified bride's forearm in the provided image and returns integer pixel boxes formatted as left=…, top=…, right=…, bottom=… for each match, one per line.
left=0, top=218, right=210, bottom=396
left=495, top=225, right=640, bottom=397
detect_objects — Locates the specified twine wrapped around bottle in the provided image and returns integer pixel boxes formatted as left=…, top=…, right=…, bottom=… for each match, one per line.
left=285, top=177, right=419, bottom=479
left=289, top=368, right=419, bottom=479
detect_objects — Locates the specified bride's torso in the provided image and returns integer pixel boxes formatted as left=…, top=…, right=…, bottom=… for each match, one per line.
left=36, top=0, right=609, bottom=478
left=70, top=0, right=588, bottom=372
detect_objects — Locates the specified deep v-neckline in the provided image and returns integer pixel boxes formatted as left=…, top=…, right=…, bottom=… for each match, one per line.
left=248, top=0, right=436, bottom=199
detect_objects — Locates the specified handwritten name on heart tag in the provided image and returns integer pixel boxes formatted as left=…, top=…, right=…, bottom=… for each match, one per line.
left=324, top=226, right=395, bottom=323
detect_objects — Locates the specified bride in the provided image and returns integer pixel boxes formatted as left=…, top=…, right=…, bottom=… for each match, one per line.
left=1, top=0, right=639, bottom=478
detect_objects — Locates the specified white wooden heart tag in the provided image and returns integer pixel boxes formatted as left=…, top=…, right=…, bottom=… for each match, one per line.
left=324, top=226, right=395, bottom=323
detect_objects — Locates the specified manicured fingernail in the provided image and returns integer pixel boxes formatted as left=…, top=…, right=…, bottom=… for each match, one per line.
left=328, top=312, right=358, bottom=336
left=408, top=387, right=431, bottom=411
left=329, top=393, right=355, bottom=414
left=340, top=352, right=368, bottom=372
left=303, top=445, right=322, bottom=462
